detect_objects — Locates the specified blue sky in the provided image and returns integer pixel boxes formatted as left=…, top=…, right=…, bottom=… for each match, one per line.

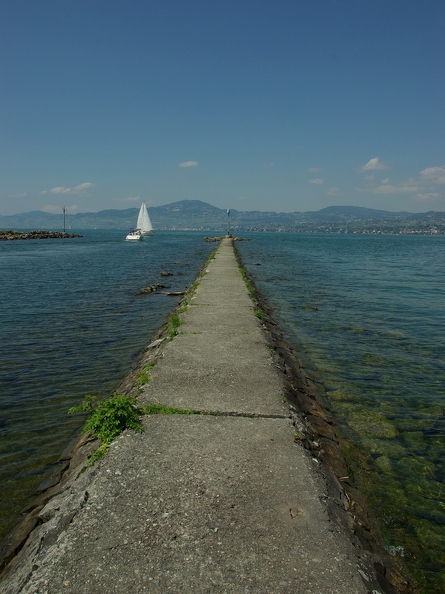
left=1, top=0, right=444, bottom=215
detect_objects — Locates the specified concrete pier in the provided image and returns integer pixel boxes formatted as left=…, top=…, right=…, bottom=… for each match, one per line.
left=1, top=238, right=395, bottom=593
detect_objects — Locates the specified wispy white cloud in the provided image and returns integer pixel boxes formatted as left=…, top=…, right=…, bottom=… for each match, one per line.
left=50, top=182, right=95, bottom=195
left=263, top=161, right=275, bottom=169
left=360, top=157, right=390, bottom=171
left=179, top=161, right=199, bottom=168
left=357, top=162, right=444, bottom=200
left=9, top=192, right=27, bottom=199
left=416, top=193, right=440, bottom=201
left=309, top=178, right=324, bottom=184
left=122, top=195, right=141, bottom=203
left=372, top=179, right=419, bottom=194
left=308, top=167, right=321, bottom=173
left=326, top=187, right=342, bottom=196
left=420, top=165, right=445, bottom=184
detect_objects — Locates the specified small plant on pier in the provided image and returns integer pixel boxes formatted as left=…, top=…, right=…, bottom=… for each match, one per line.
left=137, top=360, right=157, bottom=387
left=142, top=403, right=199, bottom=415
left=254, top=309, right=265, bottom=319
left=68, top=393, right=144, bottom=465
left=166, top=312, right=182, bottom=339
left=239, top=267, right=254, bottom=295
left=189, top=280, right=200, bottom=297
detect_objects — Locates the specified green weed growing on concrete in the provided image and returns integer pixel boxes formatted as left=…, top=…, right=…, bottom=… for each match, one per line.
left=178, top=278, right=201, bottom=314
left=137, top=360, right=157, bottom=387
left=239, top=267, right=254, bottom=294
left=142, top=403, right=199, bottom=415
left=165, top=312, right=182, bottom=339
left=254, top=309, right=265, bottom=319
left=178, top=301, right=188, bottom=313
left=68, top=393, right=144, bottom=465
left=293, top=431, right=305, bottom=442
left=189, top=280, right=200, bottom=297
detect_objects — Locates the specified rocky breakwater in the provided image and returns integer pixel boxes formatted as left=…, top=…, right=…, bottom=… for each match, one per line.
left=0, top=230, right=82, bottom=240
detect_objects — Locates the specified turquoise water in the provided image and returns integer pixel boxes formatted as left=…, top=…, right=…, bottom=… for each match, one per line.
left=236, top=233, right=445, bottom=594
left=0, top=230, right=214, bottom=540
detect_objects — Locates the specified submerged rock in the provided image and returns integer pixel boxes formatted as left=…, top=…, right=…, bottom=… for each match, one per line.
left=137, top=284, right=169, bottom=295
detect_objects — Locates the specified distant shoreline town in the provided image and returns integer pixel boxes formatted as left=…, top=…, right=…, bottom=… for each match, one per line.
left=1, top=200, right=444, bottom=235
left=235, top=223, right=444, bottom=235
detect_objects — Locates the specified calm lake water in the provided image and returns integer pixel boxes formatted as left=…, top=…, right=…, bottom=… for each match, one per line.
left=0, top=230, right=444, bottom=593
left=236, top=232, right=445, bottom=594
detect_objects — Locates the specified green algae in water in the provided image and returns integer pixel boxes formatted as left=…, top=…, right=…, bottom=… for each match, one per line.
left=402, top=431, right=428, bottom=450
left=336, top=405, right=399, bottom=439
left=331, top=398, right=445, bottom=593
left=360, top=353, right=387, bottom=365
left=326, top=388, right=360, bottom=402
left=374, top=455, right=393, bottom=474
left=361, top=438, right=406, bottom=459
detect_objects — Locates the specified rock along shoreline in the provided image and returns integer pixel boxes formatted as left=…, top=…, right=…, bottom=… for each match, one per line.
left=0, top=238, right=418, bottom=594
left=0, top=230, right=82, bottom=240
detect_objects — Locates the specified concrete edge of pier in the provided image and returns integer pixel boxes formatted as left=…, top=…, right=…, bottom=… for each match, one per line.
left=0, top=237, right=417, bottom=594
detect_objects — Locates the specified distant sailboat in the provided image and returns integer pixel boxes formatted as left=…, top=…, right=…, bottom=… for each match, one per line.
left=137, top=202, right=154, bottom=235
left=125, top=202, right=154, bottom=240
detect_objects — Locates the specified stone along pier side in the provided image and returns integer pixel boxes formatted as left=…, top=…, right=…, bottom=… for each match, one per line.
left=1, top=238, right=387, bottom=594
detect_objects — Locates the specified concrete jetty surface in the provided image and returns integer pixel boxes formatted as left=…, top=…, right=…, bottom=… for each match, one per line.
left=1, top=238, right=398, bottom=593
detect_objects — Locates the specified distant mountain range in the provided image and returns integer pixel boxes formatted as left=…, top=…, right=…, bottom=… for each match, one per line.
left=1, top=200, right=444, bottom=234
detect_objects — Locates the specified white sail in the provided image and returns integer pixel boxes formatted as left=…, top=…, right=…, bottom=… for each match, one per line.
left=136, top=202, right=153, bottom=235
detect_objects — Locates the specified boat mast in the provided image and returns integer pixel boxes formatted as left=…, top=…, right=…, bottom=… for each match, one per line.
left=62, top=206, right=66, bottom=234
left=227, top=208, right=231, bottom=236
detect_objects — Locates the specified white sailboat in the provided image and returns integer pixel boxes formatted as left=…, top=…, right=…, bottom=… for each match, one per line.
left=137, top=202, right=154, bottom=235
left=125, top=202, right=154, bottom=240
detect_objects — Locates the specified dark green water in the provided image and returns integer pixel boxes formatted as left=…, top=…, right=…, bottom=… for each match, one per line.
left=236, top=232, right=445, bottom=594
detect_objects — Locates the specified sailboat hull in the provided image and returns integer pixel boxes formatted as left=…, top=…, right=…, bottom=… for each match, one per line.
left=125, top=231, right=142, bottom=241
